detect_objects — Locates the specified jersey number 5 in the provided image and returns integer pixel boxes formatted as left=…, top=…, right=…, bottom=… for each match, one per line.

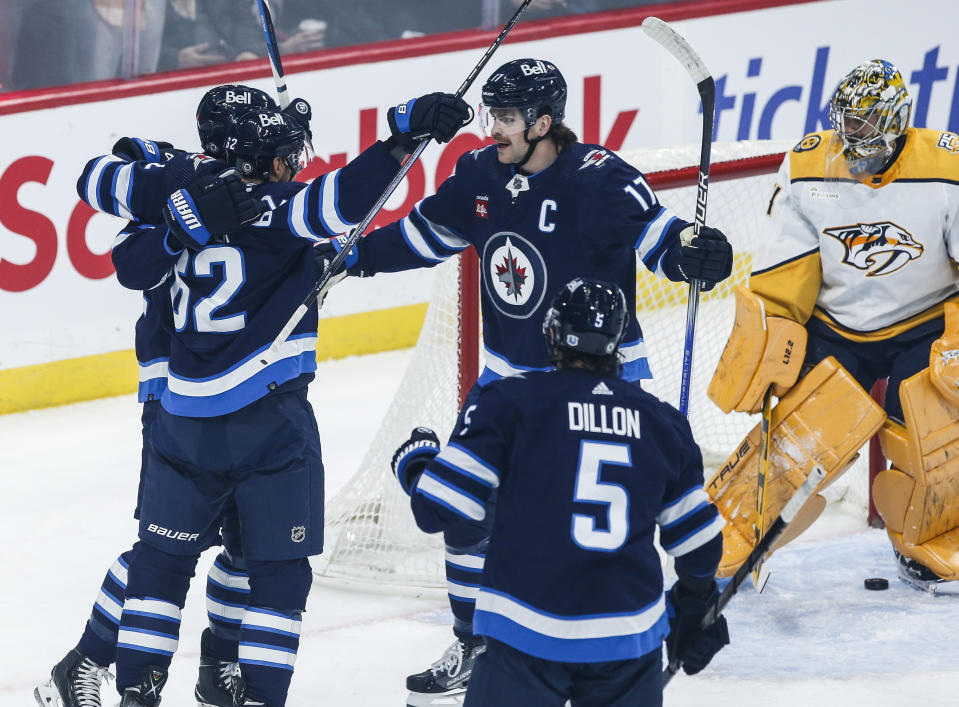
left=571, top=440, right=631, bottom=552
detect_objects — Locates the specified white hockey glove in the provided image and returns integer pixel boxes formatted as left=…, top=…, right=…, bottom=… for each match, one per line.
left=391, top=427, right=441, bottom=495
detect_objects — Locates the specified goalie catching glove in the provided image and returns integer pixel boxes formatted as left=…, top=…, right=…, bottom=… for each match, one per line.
left=163, top=168, right=266, bottom=252
left=391, top=427, right=441, bottom=495
left=666, top=578, right=730, bottom=675
left=387, top=92, right=473, bottom=154
left=672, top=225, right=734, bottom=291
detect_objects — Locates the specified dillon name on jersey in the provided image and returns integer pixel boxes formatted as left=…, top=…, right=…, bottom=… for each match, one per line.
left=347, top=143, right=692, bottom=384
left=79, top=142, right=400, bottom=416
left=410, top=369, right=724, bottom=662
left=751, top=127, right=959, bottom=341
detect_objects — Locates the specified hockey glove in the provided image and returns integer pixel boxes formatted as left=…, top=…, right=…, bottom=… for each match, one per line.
left=386, top=93, right=473, bottom=153
left=163, top=169, right=265, bottom=251
left=666, top=579, right=730, bottom=675
left=676, top=226, right=734, bottom=292
left=312, top=235, right=359, bottom=308
left=283, top=97, right=313, bottom=140
left=391, top=427, right=441, bottom=495
left=112, top=137, right=181, bottom=164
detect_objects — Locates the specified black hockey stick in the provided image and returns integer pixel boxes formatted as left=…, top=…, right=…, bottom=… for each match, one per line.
left=662, top=465, right=827, bottom=687
left=259, top=0, right=533, bottom=366
left=640, top=17, right=715, bottom=418
left=254, top=0, right=290, bottom=108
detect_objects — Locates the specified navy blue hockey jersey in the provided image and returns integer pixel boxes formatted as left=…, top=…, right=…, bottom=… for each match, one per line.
left=410, top=369, right=724, bottom=662
left=349, top=143, right=691, bottom=384
left=79, top=142, right=400, bottom=416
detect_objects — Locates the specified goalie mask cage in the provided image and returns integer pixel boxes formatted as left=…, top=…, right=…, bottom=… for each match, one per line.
left=314, top=140, right=877, bottom=588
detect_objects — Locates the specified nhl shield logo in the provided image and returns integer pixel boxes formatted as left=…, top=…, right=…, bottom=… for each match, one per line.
left=291, top=526, right=306, bottom=543
left=823, top=221, right=923, bottom=276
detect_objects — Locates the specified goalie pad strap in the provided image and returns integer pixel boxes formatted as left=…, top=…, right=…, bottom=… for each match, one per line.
left=929, top=301, right=959, bottom=407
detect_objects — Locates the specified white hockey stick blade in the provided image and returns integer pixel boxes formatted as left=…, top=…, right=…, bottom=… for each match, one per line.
left=753, top=563, right=771, bottom=593
left=641, top=17, right=711, bottom=83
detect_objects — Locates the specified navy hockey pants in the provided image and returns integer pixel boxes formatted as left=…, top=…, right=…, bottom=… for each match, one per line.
left=804, top=315, right=943, bottom=424
left=463, top=638, right=662, bottom=707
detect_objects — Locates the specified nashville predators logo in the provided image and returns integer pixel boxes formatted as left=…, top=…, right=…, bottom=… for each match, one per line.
left=823, top=221, right=923, bottom=276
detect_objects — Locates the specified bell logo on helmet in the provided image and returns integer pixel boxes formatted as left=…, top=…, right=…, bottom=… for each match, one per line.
left=258, top=112, right=285, bottom=127
left=224, top=90, right=251, bottom=105
left=520, top=60, right=550, bottom=76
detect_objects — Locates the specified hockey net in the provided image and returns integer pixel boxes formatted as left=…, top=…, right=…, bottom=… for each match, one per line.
left=314, top=139, right=875, bottom=588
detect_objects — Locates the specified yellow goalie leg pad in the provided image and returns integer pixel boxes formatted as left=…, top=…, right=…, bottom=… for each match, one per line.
left=873, top=368, right=959, bottom=581
left=706, top=356, right=886, bottom=577
left=708, top=286, right=807, bottom=415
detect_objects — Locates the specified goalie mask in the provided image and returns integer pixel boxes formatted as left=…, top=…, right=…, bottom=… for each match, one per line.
left=196, top=84, right=276, bottom=156
left=828, top=59, right=912, bottom=174
left=479, top=58, right=567, bottom=138
left=224, top=109, right=312, bottom=181
left=543, top=278, right=628, bottom=358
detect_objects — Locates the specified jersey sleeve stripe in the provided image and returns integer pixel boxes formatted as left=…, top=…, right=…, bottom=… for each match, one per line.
left=436, top=443, right=501, bottom=487
left=287, top=187, right=323, bottom=241
left=414, top=472, right=486, bottom=521
left=415, top=205, right=470, bottom=251
left=399, top=217, right=446, bottom=263
left=321, top=169, right=355, bottom=234
left=113, top=162, right=135, bottom=220
left=662, top=515, right=725, bottom=557
left=657, top=487, right=710, bottom=527
left=634, top=206, right=673, bottom=259
left=85, top=156, right=122, bottom=215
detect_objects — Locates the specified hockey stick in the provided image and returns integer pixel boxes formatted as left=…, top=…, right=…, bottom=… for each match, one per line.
left=752, top=387, right=774, bottom=591
left=259, top=0, right=533, bottom=366
left=640, top=17, right=715, bottom=418
left=254, top=0, right=290, bottom=108
left=663, top=465, right=827, bottom=687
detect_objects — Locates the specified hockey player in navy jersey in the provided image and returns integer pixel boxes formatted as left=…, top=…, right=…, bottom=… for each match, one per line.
left=72, top=89, right=471, bottom=706
left=316, top=58, right=734, bottom=702
left=391, top=278, right=730, bottom=706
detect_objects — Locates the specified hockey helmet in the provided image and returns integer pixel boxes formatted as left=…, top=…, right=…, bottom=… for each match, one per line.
left=224, top=109, right=310, bottom=181
left=196, top=84, right=276, bottom=156
left=829, top=59, right=912, bottom=167
left=479, top=59, right=567, bottom=136
left=543, top=278, right=628, bottom=357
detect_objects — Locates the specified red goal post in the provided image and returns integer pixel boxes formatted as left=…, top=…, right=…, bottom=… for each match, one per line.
left=314, top=140, right=880, bottom=588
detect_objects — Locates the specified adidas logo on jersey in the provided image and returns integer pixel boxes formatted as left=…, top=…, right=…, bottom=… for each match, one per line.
left=591, top=381, right=614, bottom=395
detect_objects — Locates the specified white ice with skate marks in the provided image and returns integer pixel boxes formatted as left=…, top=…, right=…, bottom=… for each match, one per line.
left=2, top=349, right=958, bottom=706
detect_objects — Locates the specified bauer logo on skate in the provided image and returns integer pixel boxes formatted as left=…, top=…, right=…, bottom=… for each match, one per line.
left=147, top=524, right=199, bottom=542
left=482, top=232, right=547, bottom=319
left=824, top=221, right=923, bottom=276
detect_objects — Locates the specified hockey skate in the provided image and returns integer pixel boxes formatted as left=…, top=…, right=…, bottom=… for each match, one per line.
left=895, top=551, right=956, bottom=595
left=118, top=666, right=168, bottom=706
left=230, top=676, right=266, bottom=706
left=34, top=648, right=113, bottom=707
left=195, top=630, right=240, bottom=707
left=406, top=636, right=486, bottom=707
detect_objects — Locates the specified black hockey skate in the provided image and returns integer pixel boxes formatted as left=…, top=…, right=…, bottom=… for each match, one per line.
left=34, top=648, right=113, bottom=707
left=230, top=675, right=267, bottom=706
left=195, top=629, right=240, bottom=707
left=119, top=666, right=168, bottom=706
left=895, top=551, right=951, bottom=595
left=406, top=636, right=486, bottom=707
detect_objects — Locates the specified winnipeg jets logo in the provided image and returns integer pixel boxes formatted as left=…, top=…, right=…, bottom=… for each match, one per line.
left=493, top=238, right=530, bottom=300
left=483, top=232, right=547, bottom=318
left=823, top=221, right=923, bottom=276
left=579, top=149, right=611, bottom=169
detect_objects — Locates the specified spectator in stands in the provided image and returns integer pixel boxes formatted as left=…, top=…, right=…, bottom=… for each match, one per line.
left=159, top=0, right=264, bottom=70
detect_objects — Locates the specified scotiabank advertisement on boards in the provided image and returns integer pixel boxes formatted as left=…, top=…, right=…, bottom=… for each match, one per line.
left=0, top=0, right=956, bottom=368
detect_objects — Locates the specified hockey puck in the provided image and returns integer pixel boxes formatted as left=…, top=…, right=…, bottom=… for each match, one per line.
left=864, top=577, right=889, bottom=591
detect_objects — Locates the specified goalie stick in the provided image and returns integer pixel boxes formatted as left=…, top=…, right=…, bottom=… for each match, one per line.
left=258, top=0, right=533, bottom=366
left=640, top=17, right=715, bottom=418
left=752, top=387, right=774, bottom=591
left=663, top=465, right=827, bottom=686
left=254, top=0, right=290, bottom=108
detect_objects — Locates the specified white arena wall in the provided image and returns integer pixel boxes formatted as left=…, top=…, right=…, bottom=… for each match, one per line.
left=0, top=0, right=956, bottom=412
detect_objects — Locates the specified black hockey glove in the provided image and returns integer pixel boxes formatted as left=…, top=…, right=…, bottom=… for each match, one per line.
left=112, top=137, right=182, bottom=164
left=666, top=579, right=730, bottom=675
left=163, top=168, right=265, bottom=251
left=312, top=235, right=359, bottom=308
left=391, top=427, right=441, bottom=496
left=283, top=97, right=313, bottom=140
left=676, top=225, right=733, bottom=292
left=386, top=92, right=473, bottom=153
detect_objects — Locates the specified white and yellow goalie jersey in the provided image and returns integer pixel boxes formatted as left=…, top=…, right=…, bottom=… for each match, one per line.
left=750, top=127, right=959, bottom=341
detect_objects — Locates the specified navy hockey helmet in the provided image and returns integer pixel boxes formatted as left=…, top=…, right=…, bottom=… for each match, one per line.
left=543, top=278, right=628, bottom=357
left=224, top=109, right=309, bottom=181
left=480, top=58, right=567, bottom=132
left=196, top=84, right=276, bottom=156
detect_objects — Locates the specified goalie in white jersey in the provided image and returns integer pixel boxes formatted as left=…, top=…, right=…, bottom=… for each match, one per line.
left=708, top=59, right=959, bottom=592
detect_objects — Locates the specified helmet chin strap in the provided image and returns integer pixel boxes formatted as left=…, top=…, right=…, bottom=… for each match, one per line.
left=514, top=124, right=547, bottom=171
